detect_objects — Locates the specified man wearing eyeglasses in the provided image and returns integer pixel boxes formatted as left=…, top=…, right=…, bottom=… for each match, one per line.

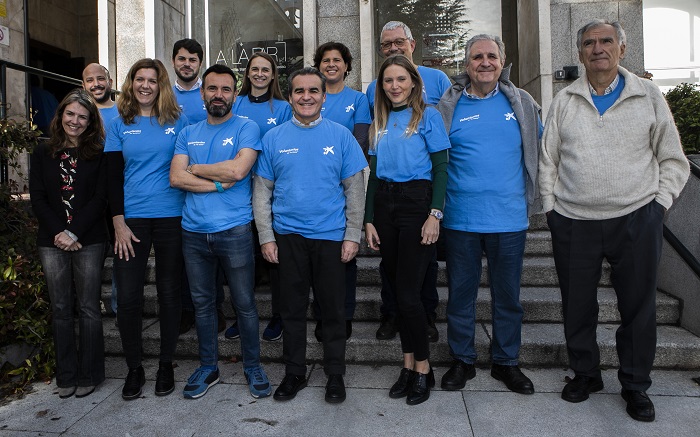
left=366, top=21, right=452, bottom=343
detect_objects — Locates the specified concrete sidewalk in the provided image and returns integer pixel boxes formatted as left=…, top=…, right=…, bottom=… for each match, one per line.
left=1, top=357, right=699, bottom=436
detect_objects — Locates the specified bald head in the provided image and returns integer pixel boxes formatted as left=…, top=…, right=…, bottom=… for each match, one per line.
left=82, top=63, right=113, bottom=105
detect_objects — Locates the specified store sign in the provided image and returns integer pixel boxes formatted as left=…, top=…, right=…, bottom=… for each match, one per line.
left=214, top=39, right=303, bottom=73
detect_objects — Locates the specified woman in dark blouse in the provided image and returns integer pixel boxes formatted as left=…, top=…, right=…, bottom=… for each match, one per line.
left=30, top=88, right=108, bottom=399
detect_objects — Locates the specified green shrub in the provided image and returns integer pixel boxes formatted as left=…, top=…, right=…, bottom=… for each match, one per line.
left=0, top=118, right=53, bottom=396
left=664, top=83, right=700, bottom=155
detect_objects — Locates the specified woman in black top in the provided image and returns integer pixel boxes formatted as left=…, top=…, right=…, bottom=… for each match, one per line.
left=30, top=88, right=108, bottom=399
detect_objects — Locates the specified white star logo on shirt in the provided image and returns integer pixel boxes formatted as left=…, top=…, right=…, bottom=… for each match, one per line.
left=267, top=118, right=277, bottom=125
left=323, top=146, right=335, bottom=155
left=345, top=104, right=355, bottom=113
left=222, top=137, right=234, bottom=146
left=164, top=128, right=175, bottom=135
left=505, top=112, right=516, bottom=121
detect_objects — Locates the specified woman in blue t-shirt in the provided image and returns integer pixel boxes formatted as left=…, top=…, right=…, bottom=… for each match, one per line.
left=105, top=58, right=188, bottom=401
left=364, top=55, right=450, bottom=406
left=229, top=52, right=291, bottom=343
left=311, top=41, right=372, bottom=342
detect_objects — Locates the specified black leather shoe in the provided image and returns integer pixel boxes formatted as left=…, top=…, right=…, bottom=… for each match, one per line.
left=441, top=360, right=476, bottom=390
left=376, top=315, right=399, bottom=340
left=273, top=374, right=307, bottom=401
left=491, top=364, right=534, bottom=395
left=621, top=389, right=655, bottom=422
left=406, top=369, right=433, bottom=405
left=325, top=374, right=346, bottom=404
left=314, top=320, right=323, bottom=342
left=346, top=320, right=352, bottom=340
left=179, top=310, right=195, bottom=334
left=426, top=314, right=438, bottom=342
left=154, top=361, right=174, bottom=396
left=389, top=368, right=417, bottom=398
left=561, top=375, right=604, bottom=403
left=122, top=366, right=145, bottom=401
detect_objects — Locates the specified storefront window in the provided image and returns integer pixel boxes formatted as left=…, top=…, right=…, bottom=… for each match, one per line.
left=374, top=0, right=470, bottom=78
left=190, top=0, right=304, bottom=92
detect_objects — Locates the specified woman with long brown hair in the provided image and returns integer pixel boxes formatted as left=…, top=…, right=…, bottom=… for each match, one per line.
left=105, top=58, right=188, bottom=400
left=364, top=55, right=450, bottom=406
left=30, top=88, right=108, bottom=399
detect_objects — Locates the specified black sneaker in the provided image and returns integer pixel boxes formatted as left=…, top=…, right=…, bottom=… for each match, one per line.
left=122, top=366, right=145, bottom=400
left=262, top=315, right=283, bottom=341
left=376, top=314, right=399, bottom=340
left=155, top=361, right=175, bottom=396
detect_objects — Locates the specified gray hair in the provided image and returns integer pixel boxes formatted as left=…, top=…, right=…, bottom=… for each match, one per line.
left=576, top=19, right=626, bottom=52
left=381, top=21, right=414, bottom=42
left=465, top=34, right=506, bottom=63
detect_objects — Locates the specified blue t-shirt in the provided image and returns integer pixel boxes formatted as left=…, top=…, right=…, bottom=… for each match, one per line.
left=256, top=118, right=367, bottom=241
left=592, top=74, right=625, bottom=115
left=173, top=86, right=207, bottom=125
left=320, top=86, right=372, bottom=131
left=232, top=96, right=292, bottom=138
left=174, top=116, right=261, bottom=233
left=443, top=92, right=527, bottom=233
left=98, top=105, right=119, bottom=127
left=366, top=65, right=451, bottom=115
left=105, top=115, right=189, bottom=218
left=369, top=106, right=450, bottom=182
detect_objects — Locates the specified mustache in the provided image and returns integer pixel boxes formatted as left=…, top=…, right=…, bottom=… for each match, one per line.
left=90, top=85, right=106, bottom=91
left=209, top=98, right=227, bottom=105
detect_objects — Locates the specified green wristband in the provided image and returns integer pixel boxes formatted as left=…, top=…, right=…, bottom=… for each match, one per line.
left=214, top=181, right=224, bottom=193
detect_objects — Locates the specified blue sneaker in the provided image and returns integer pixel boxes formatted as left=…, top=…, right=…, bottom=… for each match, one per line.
left=262, top=315, right=283, bottom=341
left=183, top=367, right=220, bottom=399
left=244, top=366, right=272, bottom=398
left=224, top=321, right=240, bottom=339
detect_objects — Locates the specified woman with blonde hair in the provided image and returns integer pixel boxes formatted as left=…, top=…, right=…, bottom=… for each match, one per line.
left=364, top=55, right=450, bottom=406
left=30, top=88, right=108, bottom=399
left=105, top=58, right=188, bottom=400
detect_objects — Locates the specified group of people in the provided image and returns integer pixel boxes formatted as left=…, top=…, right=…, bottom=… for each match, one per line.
left=29, top=18, right=689, bottom=423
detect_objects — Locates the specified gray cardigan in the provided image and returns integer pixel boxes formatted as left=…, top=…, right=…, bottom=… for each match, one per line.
left=436, top=65, right=543, bottom=217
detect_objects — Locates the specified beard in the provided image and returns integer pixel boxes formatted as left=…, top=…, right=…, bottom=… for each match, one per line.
left=90, top=87, right=112, bottom=104
left=205, top=98, right=233, bottom=118
left=175, top=68, right=199, bottom=84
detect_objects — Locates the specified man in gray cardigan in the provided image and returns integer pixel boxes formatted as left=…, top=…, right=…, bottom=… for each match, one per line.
left=540, top=20, right=689, bottom=422
left=436, top=34, right=542, bottom=395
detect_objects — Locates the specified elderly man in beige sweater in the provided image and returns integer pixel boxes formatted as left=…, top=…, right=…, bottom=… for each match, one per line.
left=539, top=19, right=689, bottom=423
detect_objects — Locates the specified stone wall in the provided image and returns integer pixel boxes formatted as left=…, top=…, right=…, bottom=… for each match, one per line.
left=317, top=0, right=362, bottom=91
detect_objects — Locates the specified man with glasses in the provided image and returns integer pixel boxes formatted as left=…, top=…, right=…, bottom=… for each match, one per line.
left=366, top=21, right=451, bottom=343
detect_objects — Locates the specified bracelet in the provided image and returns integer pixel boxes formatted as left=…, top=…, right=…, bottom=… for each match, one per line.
left=64, top=229, right=78, bottom=242
left=214, top=181, right=224, bottom=193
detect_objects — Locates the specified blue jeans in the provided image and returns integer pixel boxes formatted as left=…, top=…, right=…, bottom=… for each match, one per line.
left=182, top=223, right=259, bottom=369
left=445, top=229, right=526, bottom=366
left=39, top=243, right=106, bottom=387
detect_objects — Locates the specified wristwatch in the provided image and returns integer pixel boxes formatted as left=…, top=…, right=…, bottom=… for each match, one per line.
left=429, top=209, right=443, bottom=221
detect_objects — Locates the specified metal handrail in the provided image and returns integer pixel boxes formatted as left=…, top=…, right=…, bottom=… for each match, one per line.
left=662, top=158, right=700, bottom=280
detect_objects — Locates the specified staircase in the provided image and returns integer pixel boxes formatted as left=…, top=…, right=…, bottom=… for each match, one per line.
left=101, top=214, right=700, bottom=368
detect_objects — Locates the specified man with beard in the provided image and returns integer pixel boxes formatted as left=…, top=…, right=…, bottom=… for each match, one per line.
left=172, top=38, right=207, bottom=124
left=170, top=64, right=270, bottom=400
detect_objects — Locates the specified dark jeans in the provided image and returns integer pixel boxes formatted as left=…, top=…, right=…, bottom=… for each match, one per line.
left=181, top=264, right=225, bottom=312
left=39, top=243, right=106, bottom=388
left=115, top=217, right=182, bottom=368
left=379, top=256, right=438, bottom=317
left=276, top=233, right=346, bottom=376
left=548, top=200, right=664, bottom=391
left=373, top=180, right=434, bottom=361
left=445, top=229, right=526, bottom=365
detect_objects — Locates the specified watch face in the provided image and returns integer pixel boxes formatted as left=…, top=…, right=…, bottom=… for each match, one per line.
left=432, top=210, right=443, bottom=220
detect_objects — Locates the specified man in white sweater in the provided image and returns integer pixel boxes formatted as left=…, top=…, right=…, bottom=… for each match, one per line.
left=540, top=19, right=689, bottom=423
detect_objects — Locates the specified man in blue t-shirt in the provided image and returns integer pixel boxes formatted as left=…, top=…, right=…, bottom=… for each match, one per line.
left=83, top=63, right=119, bottom=317
left=172, top=39, right=207, bottom=125
left=436, top=34, right=542, bottom=396
left=171, top=64, right=271, bottom=400
left=366, top=21, right=451, bottom=343
left=253, top=67, right=366, bottom=405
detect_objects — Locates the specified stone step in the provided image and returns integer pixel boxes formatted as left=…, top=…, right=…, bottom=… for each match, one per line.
left=102, top=319, right=700, bottom=369
left=101, top=285, right=680, bottom=325
left=102, top=255, right=605, bottom=287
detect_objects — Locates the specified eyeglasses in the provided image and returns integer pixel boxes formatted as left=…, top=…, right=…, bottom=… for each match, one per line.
left=380, top=38, right=409, bottom=51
